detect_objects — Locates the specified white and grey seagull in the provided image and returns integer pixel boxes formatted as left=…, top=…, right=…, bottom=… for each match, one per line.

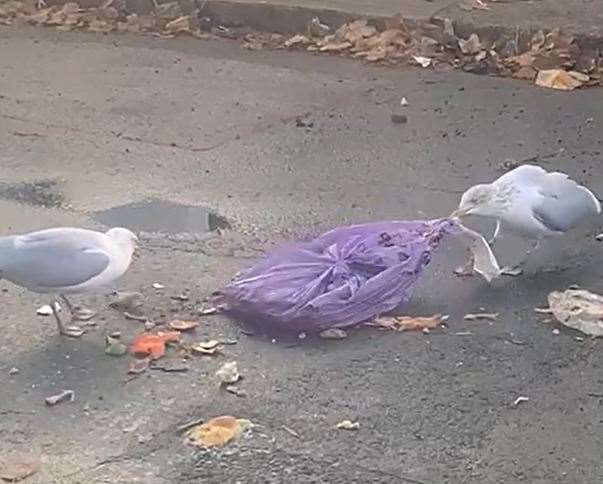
left=0, top=227, right=137, bottom=337
left=452, top=164, right=601, bottom=274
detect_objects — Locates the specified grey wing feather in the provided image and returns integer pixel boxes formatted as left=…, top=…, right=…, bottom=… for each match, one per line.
left=533, top=171, right=601, bottom=232
left=0, top=230, right=110, bottom=289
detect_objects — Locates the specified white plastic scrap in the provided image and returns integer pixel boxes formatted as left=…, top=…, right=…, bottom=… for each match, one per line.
left=412, top=55, right=432, bottom=68
left=455, top=223, right=501, bottom=282
left=547, top=289, right=603, bottom=337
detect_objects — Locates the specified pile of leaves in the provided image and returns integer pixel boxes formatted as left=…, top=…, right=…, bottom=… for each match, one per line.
left=281, top=18, right=602, bottom=90
left=0, top=0, right=209, bottom=37
left=0, top=1, right=600, bottom=89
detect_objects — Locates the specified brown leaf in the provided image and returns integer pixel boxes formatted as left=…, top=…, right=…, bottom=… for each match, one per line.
left=127, top=357, right=150, bottom=374
left=26, top=8, right=51, bottom=25
left=0, top=454, right=40, bottom=482
left=186, top=416, right=252, bottom=448
left=191, top=340, right=222, bottom=355
left=373, top=314, right=445, bottom=331
left=319, top=41, right=351, bottom=52
left=87, top=19, right=114, bottom=33
left=548, top=289, right=603, bottom=336
left=164, top=15, right=190, bottom=35
left=168, top=319, right=199, bottom=331
left=284, top=34, right=310, bottom=48
left=513, top=65, right=538, bottom=81
left=535, top=69, right=584, bottom=90
left=505, top=52, right=535, bottom=67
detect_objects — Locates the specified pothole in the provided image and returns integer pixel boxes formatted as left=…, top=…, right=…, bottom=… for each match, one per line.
left=94, top=199, right=230, bottom=237
left=0, top=179, right=64, bottom=208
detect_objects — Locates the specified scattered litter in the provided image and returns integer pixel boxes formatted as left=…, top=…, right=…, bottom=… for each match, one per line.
left=306, top=16, right=329, bottom=38
left=150, top=360, right=189, bottom=372
left=191, top=340, right=222, bottom=356
left=123, top=311, right=147, bottom=322
left=400, top=97, right=409, bottom=106
left=186, top=416, right=252, bottom=448
left=225, top=385, right=246, bottom=397
left=199, top=306, right=219, bottom=315
left=168, top=319, right=199, bottom=331
left=412, top=55, right=432, bottom=68
left=319, top=328, right=348, bottom=339
left=8, top=367, right=19, bottom=375
left=281, top=425, right=300, bottom=438
left=547, top=289, right=603, bottom=336
left=575, top=336, right=584, bottom=342
left=298, top=331, right=307, bottom=340
left=105, top=335, right=127, bottom=356
left=535, top=69, right=586, bottom=91
left=130, top=331, right=180, bottom=359
left=458, top=33, right=482, bottom=55
left=390, top=113, right=408, bottom=124
left=372, top=314, right=446, bottom=332
left=454, top=331, right=473, bottom=336
left=513, top=396, right=529, bottom=406
left=0, top=453, right=40, bottom=482
left=596, top=233, right=603, bottom=241
left=171, top=294, right=189, bottom=302
left=152, top=283, right=165, bottom=289
left=45, top=389, right=75, bottom=406
left=284, top=33, right=310, bottom=47
left=534, top=307, right=553, bottom=314
left=109, top=291, right=143, bottom=313
left=127, top=358, right=150, bottom=374
left=336, top=419, right=360, bottom=430
left=463, top=312, right=498, bottom=321
left=552, top=328, right=560, bottom=335
left=144, top=321, right=156, bottom=331
left=36, top=302, right=60, bottom=316
left=216, top=361, right=240, bottom=384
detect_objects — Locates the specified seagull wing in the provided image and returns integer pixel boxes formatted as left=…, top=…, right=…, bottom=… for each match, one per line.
left=0, top=228, right=111, bottom=290
left=494, top=164, right=600, bottom=235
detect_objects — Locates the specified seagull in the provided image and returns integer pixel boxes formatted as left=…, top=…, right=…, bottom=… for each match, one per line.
left=0, top=227, right=137, bottom=337
left=451, top=164, right=601, bottom=274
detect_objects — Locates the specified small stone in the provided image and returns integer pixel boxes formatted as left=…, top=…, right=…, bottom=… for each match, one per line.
left=390, top=113, right=408, bottom=124
left=552, top=329, right=560, bottom=335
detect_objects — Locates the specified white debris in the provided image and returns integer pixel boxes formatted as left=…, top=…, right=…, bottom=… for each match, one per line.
left=152, top=283, right=165, bottom=289
left=36, top=302, right=61, bottom=316
left=513, top=396, right=529, bottom=406
left=400, top=97, right=409, bottom=106
left=412, top=55, right=432, bottom=68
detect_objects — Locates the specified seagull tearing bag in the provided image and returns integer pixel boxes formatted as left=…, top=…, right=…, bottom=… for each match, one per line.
left=219, top=219, right=499, bottom=331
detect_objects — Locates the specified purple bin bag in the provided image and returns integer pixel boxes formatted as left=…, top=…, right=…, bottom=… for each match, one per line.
left=219, top=218, right=462, bottom=332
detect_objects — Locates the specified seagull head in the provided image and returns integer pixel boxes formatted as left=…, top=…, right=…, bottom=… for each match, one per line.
left=452, top=184, right=500, bottom=218
left=106, top=227, right=138, bottom=255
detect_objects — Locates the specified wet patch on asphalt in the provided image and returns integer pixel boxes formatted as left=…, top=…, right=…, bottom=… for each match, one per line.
left=0, top=179, right=64, bottom=208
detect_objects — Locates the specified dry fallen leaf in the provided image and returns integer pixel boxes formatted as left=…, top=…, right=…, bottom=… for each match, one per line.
left=186, top=416, right=252, bottom=448
left=336, top=419, right=360, bottom=430
left=284, top=34, right=310, bottom=47
left=0, top=454, right=40, bottom=482
left=191, top=339, right=222, bottom=355
left=535, top=69, right=584, bottom=90
left=513, top=65, right=538, bottom=81
left=164, top=15, right=191, bottom=35
left=373, top=314, right=445, bottom=331
left=130, top=331, right=180, bottom=359
left=320, top=41, right=351, bottom=52
left=168, top=319, right=199, bottom=331
left=547, top=289, right=603, bottom=336
left=127, top=357, right=150, bottom=375
left=412, top=55, right=432, bottom=68
left=463, top=312, right=498, bottom=321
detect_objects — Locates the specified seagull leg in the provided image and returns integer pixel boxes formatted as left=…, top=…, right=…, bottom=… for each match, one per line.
left=488, top=220, right=501, bottom=246
left=60, top=295, right=96, bottom=321
left=51, top=299, right=84, bottom=337
left=501, top=238, right=542, bottom=276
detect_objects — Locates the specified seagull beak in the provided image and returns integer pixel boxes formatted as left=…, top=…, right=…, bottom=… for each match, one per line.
left=451, top=207, right=470, bottom=218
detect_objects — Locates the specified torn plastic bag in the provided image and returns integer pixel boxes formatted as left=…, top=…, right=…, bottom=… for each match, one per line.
left=219, top=218, right=499, bottom=332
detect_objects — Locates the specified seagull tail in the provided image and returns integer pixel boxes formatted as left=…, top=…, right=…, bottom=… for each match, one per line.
left=579, top=186, right=602, bottom=214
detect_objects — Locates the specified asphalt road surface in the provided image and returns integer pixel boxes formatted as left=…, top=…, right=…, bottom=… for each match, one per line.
left=0, top=26, right=602, bottom=484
